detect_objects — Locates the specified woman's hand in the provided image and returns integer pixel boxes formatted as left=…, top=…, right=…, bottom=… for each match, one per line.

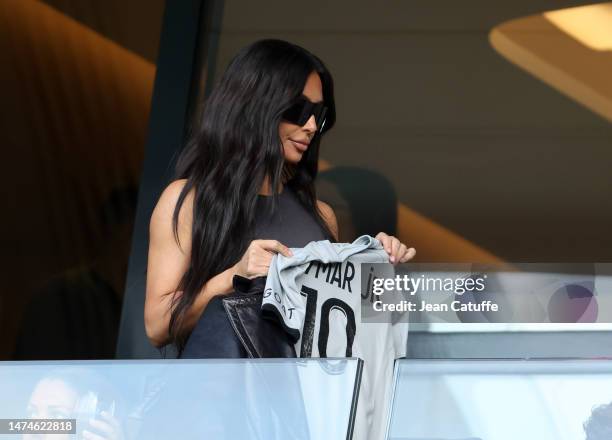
left=233, top=239, right=294, bottom=279
left=82, top=411, right=124, bottom=440
left=375, top=232, right=416, bottom=265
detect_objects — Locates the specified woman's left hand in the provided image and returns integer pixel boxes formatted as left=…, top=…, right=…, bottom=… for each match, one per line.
left=375, top=232, right=416, bottom=265
left=82, top=411, right=124, bottom=440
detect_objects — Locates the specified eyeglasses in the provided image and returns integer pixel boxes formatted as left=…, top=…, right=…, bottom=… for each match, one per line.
left=282, top=96, right=328, bottom=133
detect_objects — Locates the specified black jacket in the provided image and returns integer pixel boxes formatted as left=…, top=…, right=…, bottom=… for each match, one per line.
left=180, top=275, right=296, bottom=359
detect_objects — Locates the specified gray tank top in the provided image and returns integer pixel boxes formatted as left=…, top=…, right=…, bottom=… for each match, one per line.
left=252, top=187, right=328, bottom=247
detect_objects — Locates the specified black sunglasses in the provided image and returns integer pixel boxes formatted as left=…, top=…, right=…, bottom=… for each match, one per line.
left=282, top=96, right=328, bottom=133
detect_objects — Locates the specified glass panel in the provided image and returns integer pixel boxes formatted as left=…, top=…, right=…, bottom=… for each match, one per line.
left=387, top=359, right=612, bottom=440
left=0, top=358, right=361, bottom=440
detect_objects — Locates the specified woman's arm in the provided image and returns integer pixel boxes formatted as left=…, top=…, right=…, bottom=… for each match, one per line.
left=144, top=180, right=236, bottom=348
left=317, top=200, right=339, bottom=241
left=145, top=180, right=294, bottom=348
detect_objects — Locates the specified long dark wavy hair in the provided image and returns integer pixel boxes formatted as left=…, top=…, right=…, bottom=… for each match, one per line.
left=168, top=39, right=337, bottom=353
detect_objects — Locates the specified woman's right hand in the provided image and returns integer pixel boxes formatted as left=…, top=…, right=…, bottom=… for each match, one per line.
left=233, top=240, right=293, bottom=279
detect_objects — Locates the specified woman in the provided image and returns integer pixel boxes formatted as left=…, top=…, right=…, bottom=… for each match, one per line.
left=25, top=368, right=124, bottom=440
left=144, top=39, right=416, bottom=354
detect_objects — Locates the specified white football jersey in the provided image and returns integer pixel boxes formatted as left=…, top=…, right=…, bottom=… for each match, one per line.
left=263, top=235, right=408, bottom=440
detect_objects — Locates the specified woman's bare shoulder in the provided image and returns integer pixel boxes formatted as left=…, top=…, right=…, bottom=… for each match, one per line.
left=159, top=178, right=192, bottom=205
left=150, top=179, right=194, bottom=249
